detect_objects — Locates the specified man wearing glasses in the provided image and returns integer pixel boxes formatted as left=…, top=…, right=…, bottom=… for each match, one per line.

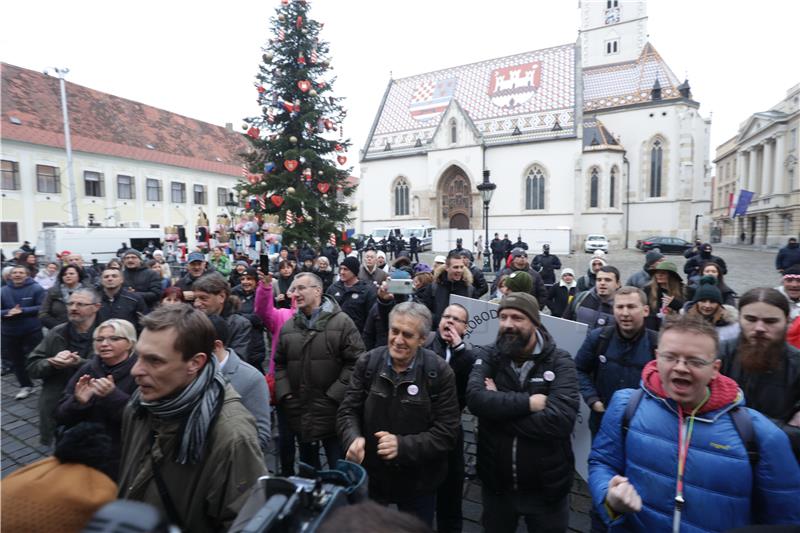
left=589, top=314, right=800, bottom=531
left=27, top=288, right=100, bottom=445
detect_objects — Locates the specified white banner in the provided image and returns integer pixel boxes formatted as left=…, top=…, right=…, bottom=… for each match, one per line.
left=451, top=295, right=593, bottom=481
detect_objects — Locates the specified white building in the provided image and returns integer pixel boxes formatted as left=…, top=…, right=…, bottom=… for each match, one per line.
left=1, top=63, right=249, bottom=252
left=356, top=0, right=711, bottom=250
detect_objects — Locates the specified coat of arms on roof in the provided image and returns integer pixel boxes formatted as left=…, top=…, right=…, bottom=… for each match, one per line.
left=488, top=61, right=541, bottom=108
left=409, top=78, right=458, bottom=122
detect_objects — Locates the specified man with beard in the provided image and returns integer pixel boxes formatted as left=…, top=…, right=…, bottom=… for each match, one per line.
left=231, top=267, right=267, bottom=372
left=719, top=287, right=800, bottom=460
left=775, top=264, right=800, bottom=320
left=776, top=237, right=800, bottom=274
left=467, top=293, right=579, bottom=532
left=563, top=266, right=621, bottom=329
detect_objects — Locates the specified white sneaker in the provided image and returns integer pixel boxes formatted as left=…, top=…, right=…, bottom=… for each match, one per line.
left=15, top=387, right=32, bottom=400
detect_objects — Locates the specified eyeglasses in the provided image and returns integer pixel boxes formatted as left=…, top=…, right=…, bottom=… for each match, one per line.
left=657, top=353, right=715, bottom=369
left=93, top=336, right=127, bottom=343
left=288, top=284, right=319, bottom=293
left=441, top=314, right=467, bottom=324
left=67, top=302, right=95, bottom=308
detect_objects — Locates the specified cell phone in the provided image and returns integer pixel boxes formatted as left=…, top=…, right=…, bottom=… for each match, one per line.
left=259, top=255, right=270, bottom=276
left=387, top=278, right=413, bottom=295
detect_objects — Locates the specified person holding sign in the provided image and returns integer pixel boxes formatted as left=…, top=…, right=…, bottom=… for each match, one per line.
left=467, top=293, right=579, bottom=533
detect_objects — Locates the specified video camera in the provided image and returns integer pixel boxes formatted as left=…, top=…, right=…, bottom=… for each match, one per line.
left=81, top=461, right=367, bottom=533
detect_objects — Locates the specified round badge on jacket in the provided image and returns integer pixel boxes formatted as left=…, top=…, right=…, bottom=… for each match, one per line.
left=407, top=384, right=419, bottom=396
left=599, top=355, right=607, bottom=363
left=351, top=293, right=359, bottom=299
left=543, top=371, right=555, bottom=382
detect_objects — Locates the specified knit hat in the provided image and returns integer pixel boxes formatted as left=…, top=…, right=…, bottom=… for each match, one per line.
left=561, top=267, right=575, bottom=278
left=242, top=267, right=259, bottom=279
left=122, top=249, right=143, bottom=260
left=499, top=292, right=541, bottom=325
left=340, top=256, right=360, bottom=275
left=504, top=271, right=533, bottom=293
left=376, top=250, right=386, bottom=261
left=693, top=275, right=722, bottom=304
left=644, top=250, right=664, bottom=269
left=414, top=262, right=432, bottom=273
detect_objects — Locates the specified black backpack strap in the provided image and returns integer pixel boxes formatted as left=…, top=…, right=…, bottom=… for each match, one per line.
left=592, top=325, right=616, bottom=361
left=729, top=406, right=759, bottom=470
left=645, top=329, right=659, bottom=358
left=362, top=350, right=383, bottom=385
left=622, top=388, right=645, bottom=437
left=421, top=350, right=440, bottom=400
left=149, top=431, right=184, bottom=529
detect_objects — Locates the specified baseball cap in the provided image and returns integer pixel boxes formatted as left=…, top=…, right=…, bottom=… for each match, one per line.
left=187, top=252, right=205, bottom=263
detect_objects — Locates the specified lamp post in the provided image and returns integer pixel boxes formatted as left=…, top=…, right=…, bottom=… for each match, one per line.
left=476, top=169, right=496, bottom=273
left=45, top=67, right=78, bottom=226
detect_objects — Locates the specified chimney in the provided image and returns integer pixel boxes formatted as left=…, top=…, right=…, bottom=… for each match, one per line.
left=225, top=122, right=233, bottom=132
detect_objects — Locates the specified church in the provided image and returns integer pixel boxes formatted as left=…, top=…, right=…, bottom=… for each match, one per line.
left=356, top=0, right=711, bottom=251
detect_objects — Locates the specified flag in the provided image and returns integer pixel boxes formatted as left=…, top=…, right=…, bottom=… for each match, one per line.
left=727, top=192, right=735, bottom=218
left=409, top=78, right=457, bottom=122
left=732, top=190, right=754, bottom=218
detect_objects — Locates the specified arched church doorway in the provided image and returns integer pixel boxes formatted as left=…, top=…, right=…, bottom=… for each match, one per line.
left=439, top=166, right=472, bottom=229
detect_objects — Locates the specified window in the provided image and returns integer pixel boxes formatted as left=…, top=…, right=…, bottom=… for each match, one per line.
left=1, top=222, right=18, bottom=242
left=117, top=175, right=135, bottom=199
left=146, top=178, right=162, bottom=201
left=84, top=171, right=104, bottom=197
left=217, top=187, right=229, bottom=206
left=609, top=166, right=617, bottom=207
left=193, top=184, right=207, bottom=205
left=650, top=139, right=663, bottom=197
left=525, top=165, right=545, bottom=210
left=450, top=119, right=457, bottom=144
left=590, top=168, right=599, bottom=208
left=171, top=181, right=186, bottom=203
left=606, top=0, right=618, bottom=7
left=394, top=178, right=409, bottom=216
left=36, top=164, right=60, bottom=193
left=605, top=39, right=619, bottom=55
left=1, top=160, right=20, bottom=190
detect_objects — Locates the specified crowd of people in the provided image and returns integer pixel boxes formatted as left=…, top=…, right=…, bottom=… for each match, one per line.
left=1, top=237, right=800, bottom=532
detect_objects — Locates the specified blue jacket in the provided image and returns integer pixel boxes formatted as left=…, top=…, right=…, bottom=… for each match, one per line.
left=776, top=243, right=800, bottom=271
left=589, top=386, right=800, bottom=532
left=575, top=326, right=656, bottom=408
left=1, top=277, right=45, bottom=335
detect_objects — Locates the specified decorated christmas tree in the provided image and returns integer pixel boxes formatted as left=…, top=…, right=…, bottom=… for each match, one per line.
left=238, top=0, right=355, bottom=250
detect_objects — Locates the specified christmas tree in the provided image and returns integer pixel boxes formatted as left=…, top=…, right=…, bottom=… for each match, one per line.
left=238, top=0, right=355, bottom=250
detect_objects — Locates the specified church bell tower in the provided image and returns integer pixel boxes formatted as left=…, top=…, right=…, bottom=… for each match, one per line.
left=579, top=0, right=649, bottom=68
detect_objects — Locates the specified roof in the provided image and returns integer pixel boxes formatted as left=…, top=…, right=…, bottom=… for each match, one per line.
left=1, top=63, right=250, bottom=176
left=363, top=43, right=578, bottom=158
left=582, top=118, right=624, bottom=151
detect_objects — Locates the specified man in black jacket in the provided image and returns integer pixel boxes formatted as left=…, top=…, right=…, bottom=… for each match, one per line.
left=409, top=234, right=420, bottom=263
left=458, top=250, right=488, bottom=299
left=492, top=248, right=548, bottom=307
left=97, top=268, right=147, bottom=332
left=684, top=243, right=728, bottom=277
left=327, top=256, right=377, bottom=338
left=230, top=267, right=266, bottom=372
left=776, top=237, right=800, bottom=274
left=423, top=252, right=476, bottom=328
left=467, top=293, right=579, bottom=532
left=490, top=233, right=505, bottom=272
left=338, top=302, right=460, bottom=527
left=424, top=303, right=476, bottom=533
left=121, top=250, right=162, bottom=310
left=532, top=244, right=562, bottom=287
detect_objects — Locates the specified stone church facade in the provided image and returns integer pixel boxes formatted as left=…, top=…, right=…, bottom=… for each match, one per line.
left=356, top=0, right=711, bottom=250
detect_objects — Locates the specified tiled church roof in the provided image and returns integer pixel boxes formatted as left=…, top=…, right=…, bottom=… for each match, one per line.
left=1, top=63, right=250, bottom=176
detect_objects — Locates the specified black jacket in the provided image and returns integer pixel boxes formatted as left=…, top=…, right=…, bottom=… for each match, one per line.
left=424, top=332, right=476, bottom=410
left=97, top=289, right=147, bottom=332
left=337, top=347, right=461, bottom=500
left=321, top=245, right=339, bottom=267
left=493, top=265, right=548, bottom=307
left=684, top=252, right=728, bottom=276
left=231, top=285, right=266, bottom=370
left=326, top=279, right=377, bottom=335
left=315, top=269, right=335, bottom=293
left=469, top=265, right=489, bottom=298
left=490, top=238, right=504, bottom=256
left=423, top=269, right=476, bottom=328
left=123, top=265, right=162, bottom=309
left=776, top=243, right=800, bottom=272
left=409, top=236, right=420, bottom=252
left=532, top=253, right=562, bottom=285
left=546, top=283, right=577, bottom=318
left=466, top=331, right=579, bottom=498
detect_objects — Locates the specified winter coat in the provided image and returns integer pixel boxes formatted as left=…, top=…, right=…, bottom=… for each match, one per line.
left=532, top=253, right=562, bottom=285
left=54, top=353, right=138, bottom=479
left=337, top=346, right=461, bottom=500
left=117, top=384, right=266, bottom=533
left=576, top=268, right=597, bottom=292
left=685, top=277, right=737, bottom=306
left=643, top=283, right=684, bottom=331
left=253, top=282, right=295, bottom=376
left=1, top=277, right=45, bottom=335
left=684, top=252, right=728, bottom=276
left=274, top=272, right=296, bottom=309
left=466, top=330, right=579, bottom=499
left=490, top=238, right=505, bottom=256
left=123, top=264, right=162, bottom=309
left=546, top=283, right=577, bottom=318
left=208, top=254, right=231, bottom=276
left=38, top=282, right=86, bottom=330
left=275, top=295, right=364, bottom=442
left=492, top=264, right=548, bottom=306
left=220, top=348, right=271, bottom=453
left=220, top=300, right=252, bottom=360
left=423, top=267, right=476, bottom=328
left=682, top=303, right=741, bottom=343
left=97, top=289, right=147, bottom=332
left=624, top=269, right=651, bottom=289
left=326, top=279, right=377, bottom=335
left=469, top=265, right=489, bottom=298
left=776, top=243, right=800, bottom=272
left=26, top=323, right=94, bottom=444
left=315, top=268, right=335, bottom=293
left=563, top=287, right=615, bottom=329
left=321, top=245, right=339, bottom=267
left=424, top=331, right=476, bottom=410
left=358, top=264, right=388, bottom=285
left=719, top=339, right=800, bottom=460
left=589, top=361, right=800, bottom=531
left=231, top=285, right=266, bottom=369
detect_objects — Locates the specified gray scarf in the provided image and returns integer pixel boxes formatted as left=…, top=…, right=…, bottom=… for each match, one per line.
left=130, top=356, right=226, bottom=464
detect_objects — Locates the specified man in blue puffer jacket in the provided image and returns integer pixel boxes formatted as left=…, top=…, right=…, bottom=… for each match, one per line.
left=589, top=314, right=800, bottom=532
left=1, top=265, right=45, bottom=399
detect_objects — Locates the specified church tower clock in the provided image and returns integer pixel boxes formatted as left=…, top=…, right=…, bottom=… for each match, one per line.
left=579, top=0, right=649, bottom=68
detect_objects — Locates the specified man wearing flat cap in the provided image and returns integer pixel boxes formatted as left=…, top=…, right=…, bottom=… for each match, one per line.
left=467, top=292, right=580, bottom=532
left=121, top=249, right=162, bottom=311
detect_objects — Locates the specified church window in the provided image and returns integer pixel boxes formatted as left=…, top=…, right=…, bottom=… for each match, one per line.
left=450, top=119, right=457, bottom=144
left=394, top=178, right=409, bottom=216
left=525, top=166, right=545, bottom=210
left=650, top=140, right=663, bottom=197
left=606, top=0, right=619, bottom=8
left=590, top=167, right=599, bottom=208
left=609, top=166, right=617, bottom=207
left=605, top=39, right=619, bottom=55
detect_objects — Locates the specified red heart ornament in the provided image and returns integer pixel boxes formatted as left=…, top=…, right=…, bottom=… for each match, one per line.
left=317, top=81, right=326, bottom=89
left=337, top=155, right=347, bottom=165
left=247, top=173, right=262, bottom=185
left=335, top=144, right=344, bottom=152
left=297, top=80, right=311, bottom=92
left=270, top=195, right=284, bottom=207
left=246, top=126, right=260, bottom=139
left=317, top=182, right=330, bottom=194
left=284, top=160, right=299, bottom=172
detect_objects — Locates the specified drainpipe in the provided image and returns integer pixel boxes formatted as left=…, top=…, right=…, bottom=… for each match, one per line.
left=624, top=155, right=631, bottom=249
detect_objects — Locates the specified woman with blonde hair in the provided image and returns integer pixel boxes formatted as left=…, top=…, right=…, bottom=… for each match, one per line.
left=643, top=261, right=684, bottom=331
left=54, top=319, right=138, bottom=480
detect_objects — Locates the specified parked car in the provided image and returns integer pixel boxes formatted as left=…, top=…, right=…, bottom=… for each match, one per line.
left=635, top=236, right=692, bottom=254
left=583, top=234, right=609, bottom=253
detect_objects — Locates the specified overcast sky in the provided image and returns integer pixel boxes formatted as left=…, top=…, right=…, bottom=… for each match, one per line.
left=2, top=0, right=798, bottom=175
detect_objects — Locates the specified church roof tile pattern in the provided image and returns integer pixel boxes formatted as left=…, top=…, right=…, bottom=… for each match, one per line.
left=1, top=63, right=250, bottom=176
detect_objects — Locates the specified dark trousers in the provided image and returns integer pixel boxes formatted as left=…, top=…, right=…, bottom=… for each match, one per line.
left=409, top=250, right=420, bottom=263
left=481, top=486, right=569, bottom=533
left=1, top=331, right=41, bottom=388
left=436, top=426, right=464, bottom=532
left=492, top=254, right=503, bottom=272
left=299, top=435, right=344, bottom=470
left=374, top=493, right=437, bottom=528
left=276, top=406, right=297, bottom=476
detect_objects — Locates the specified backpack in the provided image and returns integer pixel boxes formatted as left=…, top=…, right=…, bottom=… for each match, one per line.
left=621, top=388, right=759, bottom=471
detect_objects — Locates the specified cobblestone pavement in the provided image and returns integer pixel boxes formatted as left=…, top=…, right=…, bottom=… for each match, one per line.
left=0, top=244, right=777, bottom=531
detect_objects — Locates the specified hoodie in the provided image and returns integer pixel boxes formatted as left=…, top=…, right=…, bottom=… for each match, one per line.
left=1, top=277, right=45, bottom=335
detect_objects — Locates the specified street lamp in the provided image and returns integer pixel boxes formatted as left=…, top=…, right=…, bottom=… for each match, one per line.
left=44, top=67, right=78, bottom=226
left=476, top=169, right=496, bottom=273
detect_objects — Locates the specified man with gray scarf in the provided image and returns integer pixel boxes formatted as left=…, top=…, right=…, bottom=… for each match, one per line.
left=117, top=305, right=265, bottom=533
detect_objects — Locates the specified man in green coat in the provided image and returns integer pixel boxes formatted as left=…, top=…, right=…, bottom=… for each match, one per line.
left=117, top=305, right=265, bottom=533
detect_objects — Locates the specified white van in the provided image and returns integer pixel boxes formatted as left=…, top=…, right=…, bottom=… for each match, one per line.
left=37, top=226, right=164, bottom=264
left=403, top=226, right=435, bottom=251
